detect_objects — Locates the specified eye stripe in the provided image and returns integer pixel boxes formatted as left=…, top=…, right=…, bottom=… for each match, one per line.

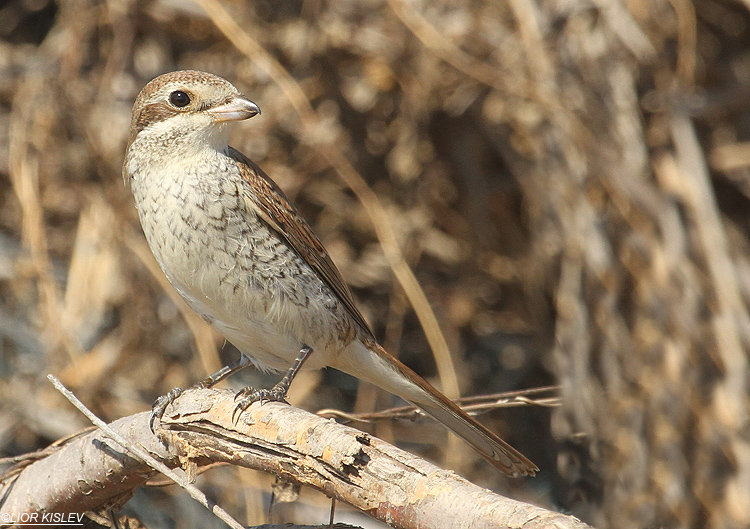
left=133, top=101, right=180, bottom=136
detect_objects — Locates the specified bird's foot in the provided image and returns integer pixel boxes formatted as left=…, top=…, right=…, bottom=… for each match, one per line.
left=150, top=387, right=184, bottom=432
left=232, top=383, right=290, bottom=423
left=232, top=346, right=314, bottom=423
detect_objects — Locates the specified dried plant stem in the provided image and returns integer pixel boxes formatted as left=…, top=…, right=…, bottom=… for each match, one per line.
left=386, top=0, right=519, bottom=96
left=46, top=375, right=246, bottom=529
left=8, top=76, right=72, bottom=359
left=4, top=384, right=589, bottom=529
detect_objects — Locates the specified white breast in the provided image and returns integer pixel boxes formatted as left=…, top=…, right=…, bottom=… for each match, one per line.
left=127, top=144, right=353, bottom=373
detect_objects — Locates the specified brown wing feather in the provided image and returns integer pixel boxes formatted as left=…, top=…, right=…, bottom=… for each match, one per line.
left=229, top=147, right=374, bottom=338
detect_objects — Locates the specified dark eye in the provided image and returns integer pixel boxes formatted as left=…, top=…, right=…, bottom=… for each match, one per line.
left=169, top=90, right=190, bottom=108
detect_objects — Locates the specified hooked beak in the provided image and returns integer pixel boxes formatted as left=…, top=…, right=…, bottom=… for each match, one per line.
left=208, top=95, right=261, bottom=123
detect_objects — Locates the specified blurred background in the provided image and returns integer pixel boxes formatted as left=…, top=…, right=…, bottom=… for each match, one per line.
left=2, top=0, right=750, bottom=527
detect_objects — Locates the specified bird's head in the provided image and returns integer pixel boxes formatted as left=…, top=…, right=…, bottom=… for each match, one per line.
left=127, top=70, right=260, bottom=153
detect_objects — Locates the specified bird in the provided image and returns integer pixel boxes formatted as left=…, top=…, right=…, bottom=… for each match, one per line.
left=124, top=70, right=537, bottom=477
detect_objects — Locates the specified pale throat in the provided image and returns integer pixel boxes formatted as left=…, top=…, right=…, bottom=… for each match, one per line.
left=132, top=115, right=234, bottom=169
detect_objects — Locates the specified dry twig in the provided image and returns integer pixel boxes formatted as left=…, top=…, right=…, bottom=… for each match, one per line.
left=1, top=386, right=587, bottom=529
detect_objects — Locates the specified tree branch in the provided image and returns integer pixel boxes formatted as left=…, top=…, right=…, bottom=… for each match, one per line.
left=1, top=388, right=590, bottom=529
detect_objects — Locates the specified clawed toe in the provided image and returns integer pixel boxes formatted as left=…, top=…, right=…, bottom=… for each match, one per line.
left=231, top=346, right=312, bottom=424
left=150, top=387, right=184, bottom=432
left=232, top=385, right=289, bottom=423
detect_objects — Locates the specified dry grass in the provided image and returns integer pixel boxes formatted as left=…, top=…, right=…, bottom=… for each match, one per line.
left=1, top=0, right=750, bottom=527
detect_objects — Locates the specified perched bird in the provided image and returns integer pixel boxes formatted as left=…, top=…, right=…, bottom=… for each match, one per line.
left=124, top=70, right=537, bottom=477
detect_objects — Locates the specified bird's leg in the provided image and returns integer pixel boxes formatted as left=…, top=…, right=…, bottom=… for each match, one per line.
left=233, top=345, right=314, bottom=422
left=197, top=353, right=253, bottom=388
left=150, top=354, right=254, bottom=431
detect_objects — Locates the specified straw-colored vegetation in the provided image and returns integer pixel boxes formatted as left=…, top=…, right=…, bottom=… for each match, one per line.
left=1, top=0, right=750, bottom=527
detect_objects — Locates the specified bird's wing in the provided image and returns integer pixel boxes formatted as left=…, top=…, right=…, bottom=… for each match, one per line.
left=230, top=147, right=374, bottom=338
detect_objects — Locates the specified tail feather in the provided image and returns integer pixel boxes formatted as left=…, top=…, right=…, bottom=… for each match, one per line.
left=342, top=341, right=538, bottom=477
left=406, top=374, right=537, bottom=476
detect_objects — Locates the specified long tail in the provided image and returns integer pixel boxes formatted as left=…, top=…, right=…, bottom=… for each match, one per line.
left=342, top=340, right=538, bottom=477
